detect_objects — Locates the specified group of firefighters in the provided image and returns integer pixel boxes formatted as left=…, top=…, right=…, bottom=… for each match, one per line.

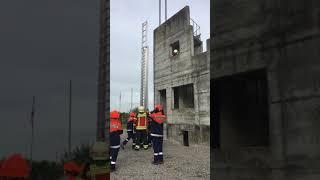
left=110, top=104, right=166, bottom=171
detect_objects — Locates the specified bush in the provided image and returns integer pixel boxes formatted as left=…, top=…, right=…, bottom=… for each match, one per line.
left=29, top=160, right=63, bottom=180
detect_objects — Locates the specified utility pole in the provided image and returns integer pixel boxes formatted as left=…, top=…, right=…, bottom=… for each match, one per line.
left=68, top=80, right=72, bottom=154
left=119, top=91, right=121, bottom=112
left=165, top=0, right=167, bottom=21
left=159, top=0, right=168, bottom=25
left=30, top=96, right=35, bottom=161
left=159, top=0, right=161, bottom=25
left=97, top=0, right=109, bottom=142
left=130, top=88, right=133, bottom=111
left=91, top=4, right=109, bottom=176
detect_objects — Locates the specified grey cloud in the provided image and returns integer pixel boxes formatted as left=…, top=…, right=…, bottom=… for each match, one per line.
left=0, top=0, right=99, bottom=160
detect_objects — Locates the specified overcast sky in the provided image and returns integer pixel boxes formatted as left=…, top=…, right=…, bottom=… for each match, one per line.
left=0, top=0, right=99, bottom=161
left=0, top=0, right=209, bottom=161
left=110, top=0, right=210, bottom=112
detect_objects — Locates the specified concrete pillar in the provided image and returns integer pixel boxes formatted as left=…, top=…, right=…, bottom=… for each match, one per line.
left=155, top=89, right=160, bottom=105
left=268, top=69, right=287, bottom=179
left=193, top=81, right=202, bottom=142
left=163, top=87, right=173, bottom=140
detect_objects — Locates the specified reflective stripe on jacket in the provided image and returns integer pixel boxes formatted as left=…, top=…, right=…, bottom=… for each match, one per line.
left=136, top=112, right=147, bottom=130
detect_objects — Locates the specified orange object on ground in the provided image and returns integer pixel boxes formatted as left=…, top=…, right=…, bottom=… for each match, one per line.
left=0, top=160, right=2, bottom=180
left=0, top=153, right=30, bottom=178
left=64, top=161, right=82, bottom=180
left=64, top=161, right=81, bottom=173
left=94, top=173, right=110, bottom=180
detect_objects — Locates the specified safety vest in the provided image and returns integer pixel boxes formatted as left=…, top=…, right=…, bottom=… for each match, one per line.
left=150, top=112, right=166, bottom=124
left=110, top=118, right=122, bottom=133
left=136, top=112, right=147, bottom=130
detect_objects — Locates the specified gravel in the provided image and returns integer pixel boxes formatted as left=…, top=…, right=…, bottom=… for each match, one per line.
left=111, top=132, right=210, bottom=180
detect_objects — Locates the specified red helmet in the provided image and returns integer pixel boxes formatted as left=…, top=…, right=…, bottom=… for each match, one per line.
left=110, top=110, right=120, bottom=119
left=155, top=104, right=163, bottom=111
left=129, top=112, right=135, bottom=117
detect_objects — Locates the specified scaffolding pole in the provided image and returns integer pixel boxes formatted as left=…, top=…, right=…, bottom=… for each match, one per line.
left=165, top=0, right=167, bottom=21
left=68, top=80, right=72, bottom=154
left=131, top=88, right=133, bottom=111
left=159, top=0, right=161, bottom=25
left=140, top=21, right=149, bottom=109
left=30, top=96, right=35, bottom=161
left=97, top=0, right=109, bottom=142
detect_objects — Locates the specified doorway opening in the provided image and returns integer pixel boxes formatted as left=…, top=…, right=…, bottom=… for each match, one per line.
left=211, top=69, right=269, bottom=149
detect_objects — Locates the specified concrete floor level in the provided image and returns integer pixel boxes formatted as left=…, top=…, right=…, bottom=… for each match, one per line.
left=111, top=132, right=210, bottom=180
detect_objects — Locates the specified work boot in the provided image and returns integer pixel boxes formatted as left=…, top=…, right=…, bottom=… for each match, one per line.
left=152, top=156, right=159, bottom=165
left=152, top=161, right=159, bottom=165
left=135, top=145, right=140, bottom=151
left=110, top=164, right=116, bottom=172
left=159, top=156, right=164, bottom=164
left=123, top=139, right=128, bottom=145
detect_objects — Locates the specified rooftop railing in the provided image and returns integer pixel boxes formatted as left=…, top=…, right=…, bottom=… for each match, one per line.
left=190, top=18, right=201, bottom=40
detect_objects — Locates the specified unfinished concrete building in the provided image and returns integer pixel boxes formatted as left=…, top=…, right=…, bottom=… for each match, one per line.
left=211, top=0, right=320, bottom=179
left=153, top=6, right=210, bottom=145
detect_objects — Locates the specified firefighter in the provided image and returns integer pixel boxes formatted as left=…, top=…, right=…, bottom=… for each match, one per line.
left=135, top=106, right=148, bottom=150
left=149, top=105, right=166, bottom=165
left=132, top=114, right=137, bottom=149
left=147, top=110, right=153, bottom=147
left=121, top=112, right=136, bottom=149
left=110, top=110, right=123, bottom=171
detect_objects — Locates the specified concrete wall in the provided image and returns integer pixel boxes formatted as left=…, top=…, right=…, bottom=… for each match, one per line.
left=211, top=0, right=320, bottom=179
left=154, top=6, right=210, bottom=145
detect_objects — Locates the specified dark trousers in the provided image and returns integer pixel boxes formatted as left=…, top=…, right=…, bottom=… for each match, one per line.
left=133, top=132, right=136, bottom=146
left=152, top=136, right=163, bottom=162
left=136, top=129, right=147, bottom=147
left=147, top=132, right=152, bottom=145
left=110, top=133, right=120, bottom=165
left=123, top=131, right=134, bottom=145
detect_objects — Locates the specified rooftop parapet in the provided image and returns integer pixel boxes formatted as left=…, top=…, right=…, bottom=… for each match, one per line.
left=154, top=6, right=201, bottom=43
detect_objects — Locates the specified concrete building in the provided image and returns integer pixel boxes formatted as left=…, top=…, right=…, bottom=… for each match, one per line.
left=211, top=0, right=320, bottom=179
left=153, top=6, right=210, bottom=145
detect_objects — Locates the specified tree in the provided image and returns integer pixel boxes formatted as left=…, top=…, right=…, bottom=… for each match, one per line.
left=120, top=112, right=129, bottom=126
left=61, top=143, right=92, bottom=165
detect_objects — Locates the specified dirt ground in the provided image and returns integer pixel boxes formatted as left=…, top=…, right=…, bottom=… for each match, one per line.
left=110, top=131, right=210, bottom=180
